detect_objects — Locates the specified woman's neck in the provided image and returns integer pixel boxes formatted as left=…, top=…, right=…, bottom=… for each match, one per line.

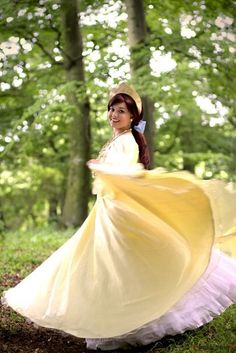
left=113, top=128, right=131, bottom=137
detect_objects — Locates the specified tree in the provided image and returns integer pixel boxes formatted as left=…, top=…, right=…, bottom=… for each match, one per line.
left=125, top=0, right=155, bottom=168
left=0, top=0, right=91, bottom=229
left=0, top=0, right=235, bottom=230
left=143, top=0, right=236, bottom=178
left=60, top=0, right=91, bottom=227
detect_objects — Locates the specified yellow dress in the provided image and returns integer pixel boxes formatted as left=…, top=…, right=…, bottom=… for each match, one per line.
left=2, top=131, right=236, bottom=349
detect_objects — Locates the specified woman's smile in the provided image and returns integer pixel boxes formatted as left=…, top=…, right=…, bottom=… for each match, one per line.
left=108, top=101, right=132, bottom=134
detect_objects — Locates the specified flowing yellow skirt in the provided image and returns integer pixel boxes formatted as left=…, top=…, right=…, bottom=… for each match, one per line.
left=2, top=167, right=236, bottom=339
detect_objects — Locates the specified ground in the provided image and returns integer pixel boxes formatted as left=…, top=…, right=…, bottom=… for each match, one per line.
left=0, top=273, right=156, bottom=353
left=1, top=273, right=236, bottom=353
left=1, top=230, right=236, bottom=353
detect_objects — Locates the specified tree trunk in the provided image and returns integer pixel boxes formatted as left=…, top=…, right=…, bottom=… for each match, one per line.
left=125, top=0, right=155, bottom=168
left=48, top=196, right=58, bottom=223
left=60, top=0, right=90, bottom=227
left=183, top=156, right=195, bottom=173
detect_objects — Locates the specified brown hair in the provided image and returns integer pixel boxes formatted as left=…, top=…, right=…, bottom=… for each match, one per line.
left=108, top=93, right=150, bottom=169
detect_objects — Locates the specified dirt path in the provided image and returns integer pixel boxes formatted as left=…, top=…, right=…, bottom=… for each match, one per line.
left=0, top=274, right=155, bottom=353
left=0, top=312, right=153, bottom=353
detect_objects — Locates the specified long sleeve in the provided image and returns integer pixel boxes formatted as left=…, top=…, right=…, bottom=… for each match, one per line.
left=103, top=132, right=139, bottom=167
left=90, top=132, right=141, bottom=195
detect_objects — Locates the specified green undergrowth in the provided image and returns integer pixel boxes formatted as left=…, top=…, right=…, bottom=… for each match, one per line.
left=0, top=226, right=73, bottom=279
left=0, top=228, right=236, bottom=353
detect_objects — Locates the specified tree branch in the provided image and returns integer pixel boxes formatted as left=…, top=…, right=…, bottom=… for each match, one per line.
left=155, top=116, right=182, bottom=154
left=33, top=37, right=63, bottom=65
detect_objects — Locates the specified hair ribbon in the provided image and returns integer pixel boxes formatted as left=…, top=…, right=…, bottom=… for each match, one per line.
left=134, top=120, right=146, bottom=133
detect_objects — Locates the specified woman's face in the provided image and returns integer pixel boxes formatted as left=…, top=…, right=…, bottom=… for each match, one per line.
left=108, top=101, right=132, bottom=134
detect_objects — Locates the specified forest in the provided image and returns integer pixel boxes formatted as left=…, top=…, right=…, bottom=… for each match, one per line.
left=1, top=0, right=235, bottom=230
left=0, top=1, right=236, bottom=353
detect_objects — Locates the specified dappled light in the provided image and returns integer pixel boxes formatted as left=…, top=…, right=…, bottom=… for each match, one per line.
left=0, top=1, right=236, bottom=352
left=0, top=0, right=235, bottom=240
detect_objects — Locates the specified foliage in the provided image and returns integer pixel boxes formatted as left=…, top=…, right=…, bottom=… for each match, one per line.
left=0, top=0, right=236, bottom=228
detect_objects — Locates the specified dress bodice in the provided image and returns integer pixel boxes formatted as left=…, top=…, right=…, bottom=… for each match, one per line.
left=98, top=131, right=139, bottom=166
left=92, top=131, right=139, bottom=195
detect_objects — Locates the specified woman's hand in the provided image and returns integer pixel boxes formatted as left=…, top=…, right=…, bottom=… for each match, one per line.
left=86, top=159, right=100, bottom=168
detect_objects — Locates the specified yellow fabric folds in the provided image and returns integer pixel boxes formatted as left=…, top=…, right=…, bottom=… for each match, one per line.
left=5, top=165, right=236, bottom=338
left=3, top=131, right=236, bottom=338
left=201, top=179, right=236, bottom=258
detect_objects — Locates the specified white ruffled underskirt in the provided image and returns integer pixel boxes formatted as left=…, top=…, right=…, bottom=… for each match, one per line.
left=86, top=249, right=236, bottom=350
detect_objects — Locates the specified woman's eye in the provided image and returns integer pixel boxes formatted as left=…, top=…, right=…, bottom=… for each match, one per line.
left=109, top=107, right=126, bottom=113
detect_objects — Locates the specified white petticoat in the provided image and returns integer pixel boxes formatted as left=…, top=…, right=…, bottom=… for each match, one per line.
left=86, top=249, right=236, bottom=350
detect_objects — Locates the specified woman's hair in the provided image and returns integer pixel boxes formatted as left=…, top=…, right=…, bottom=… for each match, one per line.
left=108, top=93, right=150, bottom=169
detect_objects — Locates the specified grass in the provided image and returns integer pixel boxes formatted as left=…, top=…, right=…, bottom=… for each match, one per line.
left=0, top=227, right=236, bottom=353
left=0, top=226, right=72, bottom=277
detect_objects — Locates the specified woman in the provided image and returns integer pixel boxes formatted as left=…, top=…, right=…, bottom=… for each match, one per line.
left=2, top=82, right=236, bottom=351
